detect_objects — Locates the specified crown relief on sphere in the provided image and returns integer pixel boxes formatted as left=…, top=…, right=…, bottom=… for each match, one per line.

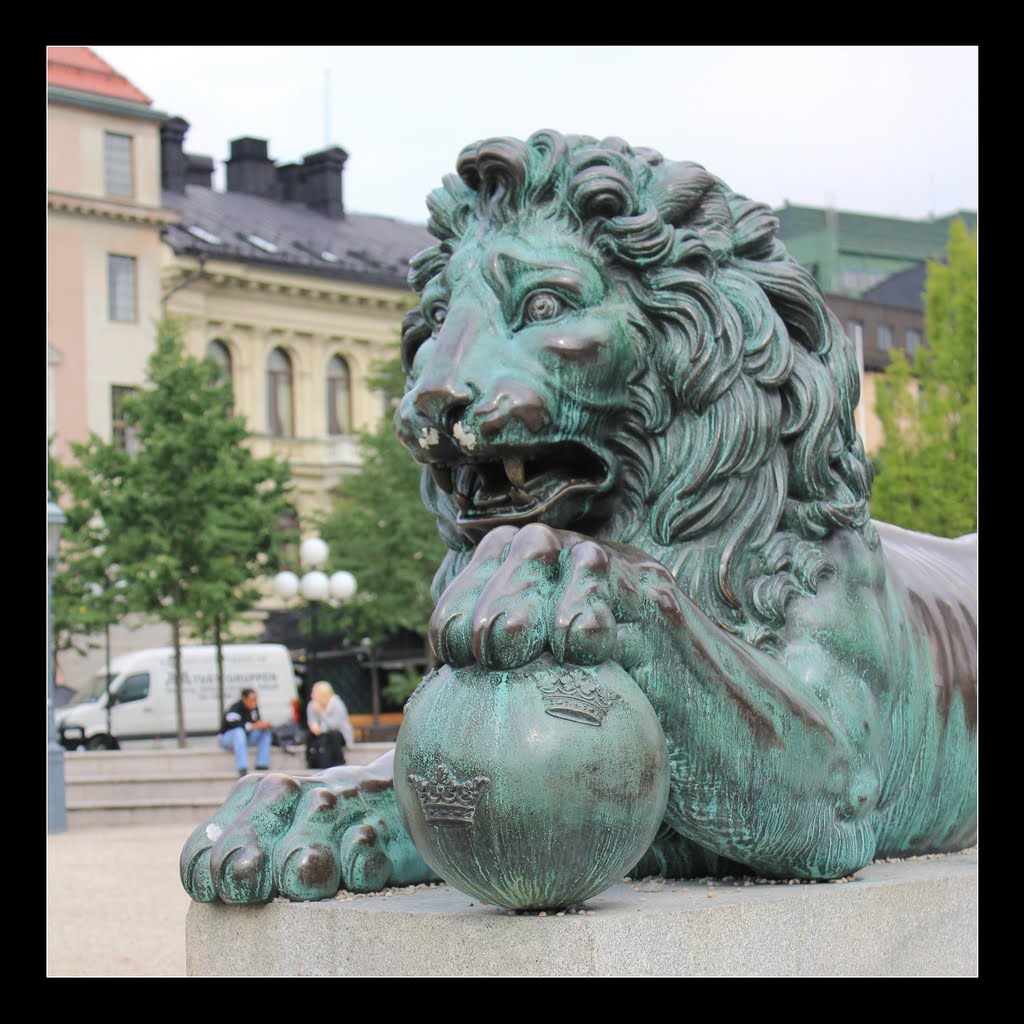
left=407, top=763, right=490, bottom=826
left=534, top=669, right=622, bottom=727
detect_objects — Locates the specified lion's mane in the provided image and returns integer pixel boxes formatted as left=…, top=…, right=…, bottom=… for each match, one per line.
left=403, top=131, right=877, bottom=649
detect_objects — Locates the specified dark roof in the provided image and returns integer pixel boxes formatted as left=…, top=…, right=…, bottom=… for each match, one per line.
left=774, top=203, right=976, bottom=261
left=161, top=186, right=436, bottom=290
left=861, top=262, right=928, bottom=311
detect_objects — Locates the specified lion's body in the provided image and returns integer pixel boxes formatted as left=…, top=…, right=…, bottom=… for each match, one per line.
left=181, top=132, right=976, bottom=906
left=870, top=522, right=977, bottom=856
left=395, top=131, right=978, bottom=879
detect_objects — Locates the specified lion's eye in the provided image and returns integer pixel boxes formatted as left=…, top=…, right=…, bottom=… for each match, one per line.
left=523, top=292, right=564, bottom=323
left=429, top=303, right=448, bottom=331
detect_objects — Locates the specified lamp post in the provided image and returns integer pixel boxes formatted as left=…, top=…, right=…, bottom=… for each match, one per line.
left=47, top=494, right=67, bottom=834
left=273, top=537, right=356, bottom=722
left=86, top=576, right=127, bottom=735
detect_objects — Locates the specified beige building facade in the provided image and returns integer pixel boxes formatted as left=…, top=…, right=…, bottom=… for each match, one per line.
left=46, top=48, right=430, bottom=690
left=163, top=256, right=417, bottom=520
left=47, top=73, right=179, bottom=462
left=48, top=48, right=430, bottom=526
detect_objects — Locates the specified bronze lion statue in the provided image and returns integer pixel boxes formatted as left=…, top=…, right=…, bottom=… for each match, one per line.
left=181, top=131, right=977, bottom=906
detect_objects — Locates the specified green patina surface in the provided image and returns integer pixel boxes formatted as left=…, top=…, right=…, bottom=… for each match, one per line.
left=180, top=132, right=976, bottom=910
left=394, top=659, right=668, bottom=910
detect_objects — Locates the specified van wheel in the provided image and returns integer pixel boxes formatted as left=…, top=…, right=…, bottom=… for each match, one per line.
left=86, top=735, right=119, bottom=751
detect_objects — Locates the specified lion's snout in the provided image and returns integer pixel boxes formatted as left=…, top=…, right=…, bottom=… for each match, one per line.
left=411, top=380, right=473, bottom=437
left=400, top=374, right=552, bottom=457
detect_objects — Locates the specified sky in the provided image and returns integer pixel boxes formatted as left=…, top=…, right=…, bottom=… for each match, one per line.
left=88, top=45, right=978, bottom=227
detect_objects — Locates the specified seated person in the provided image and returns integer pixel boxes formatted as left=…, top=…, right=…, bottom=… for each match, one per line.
left=218, top=688, right=273, bottom=776
left=306, top=680, right=354, bottom=769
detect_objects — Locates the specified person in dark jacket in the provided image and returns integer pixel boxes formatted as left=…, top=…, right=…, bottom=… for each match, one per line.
left=219, top=688, right=273, bottom=776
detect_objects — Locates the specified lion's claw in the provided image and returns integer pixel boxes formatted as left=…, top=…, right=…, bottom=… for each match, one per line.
left=339, top=822, right=393, bottom=893
left=275, top=844, right=343, bottom=901
left=180, top=774, right=264, bottom=901
left=429, top=523, right=655, bottom=672
left=211, top=836, right=275, bottom=904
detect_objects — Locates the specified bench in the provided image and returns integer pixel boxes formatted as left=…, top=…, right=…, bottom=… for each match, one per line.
left=349, top=713, right=404, bottom=743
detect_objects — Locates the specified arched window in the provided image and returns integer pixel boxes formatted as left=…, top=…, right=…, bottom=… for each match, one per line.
left=207, top=339, right=233, bottom=386
left=267, top=347, right=294, bottom=437
left=326, top=355, right=351, bottom=435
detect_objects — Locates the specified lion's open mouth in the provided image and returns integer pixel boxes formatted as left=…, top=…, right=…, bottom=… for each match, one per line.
left=428, top=443, right=608, bottom=529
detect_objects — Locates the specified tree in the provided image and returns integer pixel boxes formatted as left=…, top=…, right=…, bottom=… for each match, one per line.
left=49, top=445, right=132, bottom=680
left=316, top=356, right=446, bottom=707
left=52, top=317, right=295, bottom=745
left=870, top=219, right=977, bottom=537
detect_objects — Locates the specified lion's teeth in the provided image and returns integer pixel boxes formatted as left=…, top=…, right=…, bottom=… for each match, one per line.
left=503, top=456, right=526, bottom=488
left=429, top=464, right=453, bottom=494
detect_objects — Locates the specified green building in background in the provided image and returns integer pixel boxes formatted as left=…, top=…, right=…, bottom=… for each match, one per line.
left=771, top=203, right=977, bottom=456
left=774, top=202, right=977, bottom=298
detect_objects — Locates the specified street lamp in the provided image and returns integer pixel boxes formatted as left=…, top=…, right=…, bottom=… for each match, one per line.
left=48, top=493, right=67, bottom=834
left=273, top=536, right=356, bottom=721
left=86, top=576, right=127, bottom=736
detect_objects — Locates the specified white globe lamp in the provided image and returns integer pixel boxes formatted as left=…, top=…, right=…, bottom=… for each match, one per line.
left=273, top=570, right=300, bottom=600
left=300, top=570, right=330, bottom=602
left=300, top=537, right=329, bottom=569
left=329, top=571, right=357, bottom=601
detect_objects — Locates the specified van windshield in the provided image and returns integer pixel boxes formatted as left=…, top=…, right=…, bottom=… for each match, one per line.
left=69, top=672, right=114, bottom=706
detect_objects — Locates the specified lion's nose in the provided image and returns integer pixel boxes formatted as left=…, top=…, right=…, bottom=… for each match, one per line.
left=412, top=381, right=472, bottom=435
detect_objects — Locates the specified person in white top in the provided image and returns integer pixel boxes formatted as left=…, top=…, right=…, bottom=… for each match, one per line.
left=306, top=680, right=354, bottom=768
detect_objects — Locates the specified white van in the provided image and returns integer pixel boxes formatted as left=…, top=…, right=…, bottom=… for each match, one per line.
left=55, top=644, right=298, bottom=751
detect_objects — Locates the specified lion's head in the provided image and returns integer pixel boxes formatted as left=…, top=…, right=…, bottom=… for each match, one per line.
left=396, top=131, right=875, bottom=649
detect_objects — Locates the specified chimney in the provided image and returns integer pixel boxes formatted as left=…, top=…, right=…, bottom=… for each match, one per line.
left=276, top=162, right=305, bottom=203
left=160, top=116, right=190, bottom=193
left=185, top=154, right=214, bottom=189
left=226, top=137, right=279, bottom=199
left=299, top=146, right=347, bottom=219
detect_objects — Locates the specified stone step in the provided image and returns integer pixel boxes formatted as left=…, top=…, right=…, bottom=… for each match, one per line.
left=68, top=796, right=231, bottom=829
left=60, top=741, right=395, bottom=829
left=66, top=770, right=319, bottom=803
left=62, top=742, right=393, bottom=779
left=63, top=747, right=294, bottom=778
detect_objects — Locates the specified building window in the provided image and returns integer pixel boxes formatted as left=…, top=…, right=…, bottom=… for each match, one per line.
left=267, top=348, right=294, bottom=437
left=111, top=385, right=139, bottom=454
left=104, top=132, right=134, bottom=198
left=207, top=339, right=233, bottom=386
left=326, top=355, right=351, bottom=435
left=905, top=328, right=922, bottom=359
left=877, top=323, right=893, bottom=351
left=107, top=255, right=136, bottom=321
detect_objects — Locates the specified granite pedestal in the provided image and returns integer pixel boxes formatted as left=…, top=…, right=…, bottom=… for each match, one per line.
left=186, top=849, right=976, bottom=977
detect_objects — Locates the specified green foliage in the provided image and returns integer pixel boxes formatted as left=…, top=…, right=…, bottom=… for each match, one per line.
left=50, top=317, right=296, bottom=739
left=316, top=355, right=444, bottom=649
left=49, top=445, right=132, bottom=659
left=871, top=220, right=977, bottom=537
left=365, top=354, right=408, bottom=402
left=382, top=666, right=424, bottom=706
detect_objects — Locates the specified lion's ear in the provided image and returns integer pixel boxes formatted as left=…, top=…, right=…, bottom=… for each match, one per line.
left=653, top=162, right=731, bottom=236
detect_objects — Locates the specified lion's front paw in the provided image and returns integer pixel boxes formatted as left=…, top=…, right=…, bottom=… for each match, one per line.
left=430, top=522, right=684, bottom=670
left=180, top=772, right=303, bottom=904
left=180, top=756, right=439, bottom=903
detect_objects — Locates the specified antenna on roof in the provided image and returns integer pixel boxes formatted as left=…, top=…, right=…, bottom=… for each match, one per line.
left=324, top=69, right=330, bottom=147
